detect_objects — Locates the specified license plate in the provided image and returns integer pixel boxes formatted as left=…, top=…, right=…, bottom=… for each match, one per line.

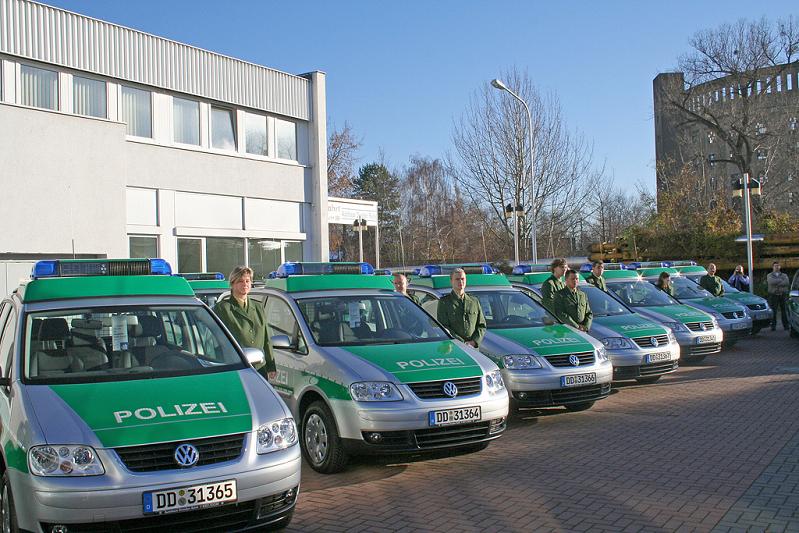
left=561, top=373, right=597, bottom=388
left=696, top=335, right=716, bottom=344
left=428, top=406, right=481, bottom=426
left=143, top=480, right=237, bottom=515
left=732, top=322, right=749, bottom=330
left=646, top=352, right=671, bottom=364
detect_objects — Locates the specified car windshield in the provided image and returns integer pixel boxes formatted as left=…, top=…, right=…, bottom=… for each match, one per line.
left=581, top=285, right=631, bottom=317
left=607, top=281, right=678, bottom=307
left=196, top=290, right=226, bottom=307
left=669, top=276, right=713, bottom=299
left=720, top=279, right=740, bottom=293
left=471, top=290, right=557, bottom=329
left=296, top=294, right=449, bottom=346
left=24, top=305, right=244, bottom=384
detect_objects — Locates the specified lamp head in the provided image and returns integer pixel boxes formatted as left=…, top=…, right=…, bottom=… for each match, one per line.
left=491, top=79, right=508, bottom=91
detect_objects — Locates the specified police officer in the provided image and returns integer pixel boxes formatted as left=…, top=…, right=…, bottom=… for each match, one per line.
left=699, top=263, right=724, bottom=296
left=553, top=269, right=593, bottom=331
left=436, top=268, right=486, bottom=348
left=392, top=272, right=422, bottom=305
left=213, top=266, right=276, bottom=379
left=585, top=261, right=607, bottom=291
left=541, top=258, right=568, bottom=312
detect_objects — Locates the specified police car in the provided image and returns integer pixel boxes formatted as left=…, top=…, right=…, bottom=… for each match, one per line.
left=0, top=259, right=300, bottom=532
left=674, top=265, right=772, bottom=334
left=177, top=272, right=230, bottom=307
left=249, top=262, right=508, bottom=474
left=509, top=267, right=680, bottom=384
left=637, top=267, right=752, bottom=346
left=408, top=265, right=612, bottom=413
left=602, top=269, right=723, bottom=364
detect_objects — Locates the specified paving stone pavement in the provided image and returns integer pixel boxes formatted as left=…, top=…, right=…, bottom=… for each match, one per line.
left=288, top=329, right=799, bottom=532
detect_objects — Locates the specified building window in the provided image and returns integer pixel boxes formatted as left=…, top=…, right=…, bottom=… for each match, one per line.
left=20, top=65, right=58, bottom=110
left=284, top=241, right=303, bottom=262
left=245, top=112, right=268, bottom=156
left=211, top=106, right=236, bottom=150
left=790, top=117, right=797, bottom=131
left=248, top=239, right=282, bottom=280
left=755, top=123, right=767, bottom=136
left=756, top=149, right=767, bottom=160
left=121, top=86, right=152, bottom=138
left=707, top=131, right=715, bottom=144
left=275, top=118, right=297, bottom=160
left=206, top=237, right=244, bottom=276
left=708, top=153, right=716, bottom=166
left=129, top=235, right=158, bottom=258
left=177, top=238, right=202, bottom=273
left=73, top=76, right=106, bottom=118
left=173, top=97, right=200, bottom=145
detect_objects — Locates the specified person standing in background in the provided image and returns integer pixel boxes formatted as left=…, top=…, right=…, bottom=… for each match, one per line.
left=767, top=261, right=790, bottom=331
left=728, top=265, right=751, bottom=292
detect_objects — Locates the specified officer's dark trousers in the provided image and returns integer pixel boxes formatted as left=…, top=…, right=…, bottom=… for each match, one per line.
left=768, top=294, right=788, bottom=330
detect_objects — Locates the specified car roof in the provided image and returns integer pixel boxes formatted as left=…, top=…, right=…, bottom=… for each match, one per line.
left=411, top=273, right=511, bottom=290
left=263, top=274, right=394, bottom=293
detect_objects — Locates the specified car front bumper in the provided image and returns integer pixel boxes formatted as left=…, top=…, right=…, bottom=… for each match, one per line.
left=502, top=360, right=613, bottom=407
left=607, top=342, right=680, bottom=381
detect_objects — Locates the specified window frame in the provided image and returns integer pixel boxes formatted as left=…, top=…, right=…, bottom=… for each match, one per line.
left=20, top=63, right=60, bottom=111
left=120, top=84, right=153, bottom=139
left=72, top=74, right=107, bottom=119
left=172, top=96, right=201, bottom=146
left=210, top=105, right=237, bottom=151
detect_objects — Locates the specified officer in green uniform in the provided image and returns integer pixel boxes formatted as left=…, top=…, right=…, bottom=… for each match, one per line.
left=699, top=263, right=724, bottom=296
left=213, top=266, right=276, bottom=378
left=436, top=268, right=486, bottom=347
left=541, top=258, right=568, bottom=312
left=655, top=271, right=676, bottom=297
left=554, top=270, right=593, bottom=331
left=392, top=272, right=422, bottom=305
left=585, top=261, right=607, bottom=291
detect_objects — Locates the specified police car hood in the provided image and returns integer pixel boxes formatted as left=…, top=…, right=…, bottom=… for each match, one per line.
left=634, top=305, right=711, bottom=324
left=484, top=325, right=599, bottom=359
left=678, top=296, right=745, bottom=314
left=591, top=314, right=667, bottom=338
left=722, top=292, right=768, bottom=306
left=26, top=370, right=281, bottom=448
left=335, top=340, right=487, bottom=383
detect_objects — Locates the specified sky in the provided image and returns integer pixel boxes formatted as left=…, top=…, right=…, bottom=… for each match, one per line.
left=42, top=1, right=799, bottom=193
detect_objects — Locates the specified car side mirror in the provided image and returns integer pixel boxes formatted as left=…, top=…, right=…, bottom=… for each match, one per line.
left=270, top=334, right=292, bottom=350
left=242, top=347, right=266, bottom=369
left=790, top=290, right=799, bottom=298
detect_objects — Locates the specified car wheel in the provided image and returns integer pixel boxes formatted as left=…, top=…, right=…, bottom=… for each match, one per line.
left=0, top=472, right=19, bottom=533
left=564, top=401, right=594, bottom=412
left=635, top=376, right=661, bottom=384
left=301, top=401, right=348, bottom=474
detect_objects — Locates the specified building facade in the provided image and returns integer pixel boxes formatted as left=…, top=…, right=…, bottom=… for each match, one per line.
left=653, top=65, right=799, bottom=215
left=0, top=0, right=328, bottom=293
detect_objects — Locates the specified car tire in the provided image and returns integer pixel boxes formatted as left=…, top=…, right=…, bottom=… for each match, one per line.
left=1, top=471, right=19, bottom=533
left=564, top=401, right=594, bottom=412
left=301, top=401, right=348, bottom=474
left=635, top=376, right=662, bottom=384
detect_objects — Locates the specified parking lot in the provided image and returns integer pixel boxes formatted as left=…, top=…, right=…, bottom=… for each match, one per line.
left=289, top=330, right=799, bottom=532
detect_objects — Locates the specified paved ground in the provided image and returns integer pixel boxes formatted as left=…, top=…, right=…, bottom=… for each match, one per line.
left=287, top=329, right=799, bottom=532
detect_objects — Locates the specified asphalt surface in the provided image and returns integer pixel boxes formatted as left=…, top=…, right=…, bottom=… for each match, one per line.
left=288, top=329, right=799, bottom=533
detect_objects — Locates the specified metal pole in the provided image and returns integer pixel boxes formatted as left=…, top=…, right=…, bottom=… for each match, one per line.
left=513, top=210, right=520, bottom=266
left=374, top=219, right=380, bottom=269
left=526, top=103, right=537, bottom=264
left=743, top=173, right=755, bottom=293
left=358, top=225, right=364, bottom=263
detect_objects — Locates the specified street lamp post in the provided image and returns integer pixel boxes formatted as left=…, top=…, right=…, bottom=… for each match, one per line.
left=491, top=78, right=538, bottom=263
left=353, top=218, right=367, bottom=263
left=504, top=203, right=525, bottom=265
left=732, top=173, right=761, bottom=294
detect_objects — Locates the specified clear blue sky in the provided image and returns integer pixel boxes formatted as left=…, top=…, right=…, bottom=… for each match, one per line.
left=42, top=1, right=799, bottom=192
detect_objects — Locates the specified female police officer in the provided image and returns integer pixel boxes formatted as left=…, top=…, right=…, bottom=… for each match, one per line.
left=214, top=266, right=277, bottom=379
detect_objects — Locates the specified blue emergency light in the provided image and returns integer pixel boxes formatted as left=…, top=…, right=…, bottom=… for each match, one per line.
left=668, top=260, right=697, bottom=267
left=32, top=259, right=172, bottom=279
left=624, top=262, right=642, bottom=270
left=419, top=264, right=493, bottom=277
left=274, top=262, right=375, bottom=278
left=511, top=264, right=552, bottom=275
left=373, top=269, right=393, bottom=276
left=638, top=261, right=672, bottom=268
left=177, top=272, right=225, bottom=281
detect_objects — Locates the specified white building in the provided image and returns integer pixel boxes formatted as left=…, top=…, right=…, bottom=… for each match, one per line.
left=0, top=0, right=328, bottom=293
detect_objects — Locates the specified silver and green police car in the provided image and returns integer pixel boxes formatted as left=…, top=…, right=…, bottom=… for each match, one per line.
left=602, top=269, right=723, bottom=364
left=509, top=268, right=680, bottom=384
left=637, top=267, right=752, bottom=346
left=0, top=259, right=300, bottom=532
left=177, top=272, right=230, bottom=308
left=408, top=265, right=612, bottom=413
left=674, top=265, right=772, bottom=334
left=250, top=262, right=508, bottom=474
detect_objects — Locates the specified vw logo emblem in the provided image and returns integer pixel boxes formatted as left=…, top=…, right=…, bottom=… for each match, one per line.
left=700, top=322, right=707, bottom=331
left=568, top=355, right=580, bottom=367
left=442, top=381, right=458, bottom=398
left=651, top=337, right=659, bottom=347
left=174, top=443, right=200, bottom=467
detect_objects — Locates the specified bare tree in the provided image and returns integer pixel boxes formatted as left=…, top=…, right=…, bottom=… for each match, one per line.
left=327, top=122, right=362, bottom=197
left=449, top=67, right=599, bottom=261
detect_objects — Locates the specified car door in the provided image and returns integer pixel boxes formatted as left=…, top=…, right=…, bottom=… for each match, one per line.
left=261, top=295, right=309, bottom=413
left=788, top=272, right=799, bottom=334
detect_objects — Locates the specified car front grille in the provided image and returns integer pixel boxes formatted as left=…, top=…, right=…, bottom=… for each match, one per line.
left=414, top=421, right=494, bottom=448
left=632, top=334, right=670, bottom=348
left=614, top=361, right=679, bottom=380
left=685, top=321, right=715, bottom=332
left=513, top=383, right=611, bottom=407
left=685, top=342, right=722, bottom=356
left=407, top=377, right=482, bottom=399
left=543, top=351, right=595, bottom=368
left=747, top=303, right=766, bottom=311
left=722, top=311, right=746, bottom=319
left=115, top=433, right=246, bottom=472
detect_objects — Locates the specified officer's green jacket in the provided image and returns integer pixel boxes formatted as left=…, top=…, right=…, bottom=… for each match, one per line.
left=585, top=273, right=607, bottom=291
left=436, top=291, right=487, bottom=347
left=406, top=292, right=423, bottom=306
left=656, top=283, right=675, bottom=298
left=214, top=295, right=276, bottom=373
left=540, top=275, right=565, bottom=312
left=699, top=274, right=724, bottom=296
left=553, top=287, right=593, bottom=330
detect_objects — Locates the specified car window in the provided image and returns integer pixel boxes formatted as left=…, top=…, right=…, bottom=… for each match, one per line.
left=265, top=297, right=307, bottom=354
left=0, top=308, right=16, bottom=378
left=24, top=305, right=244, bottom=384
left=582, top=285, right=631, bottom=317
left=606, top=281, right=677, bottom=307
left=669, top=277, right=713, bottom=299
left=720, top=280, right=740, bottom=293
left=473, top=291, right=555, bottom=328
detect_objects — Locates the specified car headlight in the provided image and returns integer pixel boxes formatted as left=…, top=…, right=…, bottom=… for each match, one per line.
left=256, top=417, right=298, bottom=454
left=601, top=337, right=634, bottom=350
left=667, top=330, right=677, bottom=343
left=741, top=307, right=750, bottom=318
left=502, top=354, right=542, bottom=370
left=29, top=445, right=104, bottom=476
left=485, top=370, right=505, bottom=394
left=596, top=346, right=609, bottom=362
left=663, top=321, right=688, bottom=333
left=350, top=382, right=404, bottom=402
